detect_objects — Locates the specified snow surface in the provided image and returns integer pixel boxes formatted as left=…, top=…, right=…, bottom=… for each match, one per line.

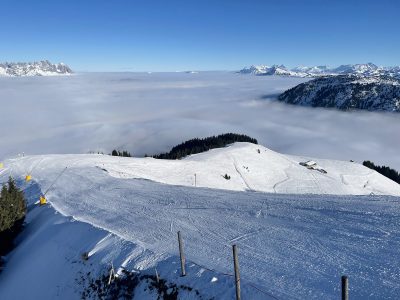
left=1, top=143, right=400, bottom=299
left=100, top=143, right=400, bottom=196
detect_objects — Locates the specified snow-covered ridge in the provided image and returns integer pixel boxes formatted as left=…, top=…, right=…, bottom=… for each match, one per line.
left=8, top=142, right=400, bottom=196
left=278, top=75, right=400, bottom=112
left=238, top=64, right=302, bottom=77
left=104, top=142, right=400, bottom=195
left=239, top=63, right=400, bottom=78
left=0, top=60, right=73, bottom=77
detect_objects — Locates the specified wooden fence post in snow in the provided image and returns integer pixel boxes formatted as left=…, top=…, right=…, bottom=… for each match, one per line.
left=155, top=268, right=160, bottom=284
left=177, top=231, right=186, bottom=276
left=341, top=275, right=349, bottom=300
left=233, top=244, right=241, bottom=300
left=108, top=263, right=115, bottom=285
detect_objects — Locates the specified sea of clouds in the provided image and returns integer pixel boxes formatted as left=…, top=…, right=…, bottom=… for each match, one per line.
left=1, top=71, right=399, bottom=170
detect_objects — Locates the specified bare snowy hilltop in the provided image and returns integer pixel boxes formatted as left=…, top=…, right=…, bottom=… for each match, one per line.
left=0, top=60, right=72, bottom=76
left=1, top=143, right=400, bottom=299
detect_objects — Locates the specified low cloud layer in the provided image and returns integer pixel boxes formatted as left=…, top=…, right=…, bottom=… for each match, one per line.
left=1, top=72, right=399, bottom=170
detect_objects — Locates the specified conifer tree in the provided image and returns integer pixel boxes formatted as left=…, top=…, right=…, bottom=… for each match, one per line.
left=0, top=177, right=26, bottom=233
left=0, top=177, right=27, bottom=256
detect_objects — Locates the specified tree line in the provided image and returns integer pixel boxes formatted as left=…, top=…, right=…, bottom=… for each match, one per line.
left=111, top=150, right=132, bottom=157
left=363, top=160, right=400, bottom=184
left=153, top=133, right=258, bottom=160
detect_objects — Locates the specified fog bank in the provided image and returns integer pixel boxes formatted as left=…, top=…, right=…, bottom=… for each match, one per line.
left=1, top=72, right=399, bottom=170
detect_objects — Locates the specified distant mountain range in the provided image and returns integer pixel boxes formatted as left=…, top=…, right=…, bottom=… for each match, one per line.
left=0, top=60, right=73, bottom=77
left=239, top=63, right=400, bottom=78
left=278, top=75, right=400, bottom=112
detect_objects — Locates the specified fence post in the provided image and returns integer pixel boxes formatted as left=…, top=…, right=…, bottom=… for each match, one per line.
left=194, top=173, right=197, bottom=187
left=233, top=244, right=241, bottom=300
left=177, top=231, right=186, bottom=276
left=341, top=275, right=348, bottom=300
left=108, top=263, right=115, bottom=285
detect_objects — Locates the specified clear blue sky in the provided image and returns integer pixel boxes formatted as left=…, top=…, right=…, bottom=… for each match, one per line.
left=1, top=0, right=399, bottom=71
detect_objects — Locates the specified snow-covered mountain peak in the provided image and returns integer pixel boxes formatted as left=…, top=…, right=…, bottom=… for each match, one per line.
left=0, top=60, right=73, bottom=77
left=239, top=65, right=270, bottom=75
left=292, top=65, right=331, bottom=74
left=239, top=64, right=302, bottom=76
left=333, top=63, right=381, bottom=75
left=239, top=63, right=400, bottom=78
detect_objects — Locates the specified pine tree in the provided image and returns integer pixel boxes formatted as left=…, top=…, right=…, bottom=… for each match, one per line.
left=111, top=149, right=132, bottom=157
left=0, top=177, right=27, bottom=256
left=0, top=177, right=26, bottom=233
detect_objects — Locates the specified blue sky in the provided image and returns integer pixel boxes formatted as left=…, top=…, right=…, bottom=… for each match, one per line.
left=1, top=0, right=399, bottom=71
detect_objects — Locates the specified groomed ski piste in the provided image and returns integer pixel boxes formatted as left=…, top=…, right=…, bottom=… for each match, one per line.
left=0, top=142, right=400, bottom=299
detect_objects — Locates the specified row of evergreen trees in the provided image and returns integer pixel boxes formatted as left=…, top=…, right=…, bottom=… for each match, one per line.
left=363, top=161, right=400, bottom=184
left=0, top=177, right=27, bottom=261
left=154, top=133, right=258, bottom=160
left=111, top=150, right=132, bottom=157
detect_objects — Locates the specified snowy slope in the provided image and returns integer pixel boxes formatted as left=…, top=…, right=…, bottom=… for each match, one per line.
left=0, top=60, right=72, bottom=77
left=80, top=143, right=399, bottom=196
left=0, top=143, right=400, bottom=299
left=4, top=143, right=396, bottom=196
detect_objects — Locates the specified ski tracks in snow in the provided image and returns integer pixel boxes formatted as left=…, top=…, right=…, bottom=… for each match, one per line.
left=232, top=156, right=253, bottom=191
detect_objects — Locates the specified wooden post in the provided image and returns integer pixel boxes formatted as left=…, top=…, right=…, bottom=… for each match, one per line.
left=108, top=263, right=115, bottom=285
left=155, top=268, right=160, bottom=284
left=341, top=275, right=348, bottom=300
left=194, top=173, right=197, bottom=187
left=233, top=244, right=241, bottom=300
left=177, top=231, right=186, bottom=276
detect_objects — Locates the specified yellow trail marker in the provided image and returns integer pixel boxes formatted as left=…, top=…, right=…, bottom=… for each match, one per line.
left=25, top=175, right=32, bottom=182
left=38, top=166, right=68, bottom=208
left=39, top=195, right=47, bottom=206
left=0, top=162, right=4, bottom=168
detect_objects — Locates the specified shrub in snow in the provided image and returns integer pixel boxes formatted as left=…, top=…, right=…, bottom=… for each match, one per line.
left=223, top=174, right=231, bottom=180
left=80, top=268, right=202, bottom=299
left=81, top=252, right=89, bottom=261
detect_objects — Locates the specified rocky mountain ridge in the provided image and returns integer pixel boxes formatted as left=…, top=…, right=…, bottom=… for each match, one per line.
left=240, top=63, right=400, bottom=78
left=0, top=60, right=73, bottom=77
